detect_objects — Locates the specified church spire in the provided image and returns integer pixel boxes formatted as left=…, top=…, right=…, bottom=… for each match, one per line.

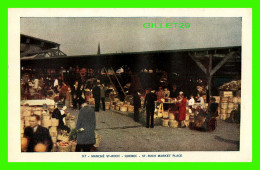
left=97, top=42, right=101, bottom=55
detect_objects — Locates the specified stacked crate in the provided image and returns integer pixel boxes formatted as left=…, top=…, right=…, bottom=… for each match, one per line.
left=20, top=105, right=59, bottom=152
left=219, top=91, right=241, bottom=120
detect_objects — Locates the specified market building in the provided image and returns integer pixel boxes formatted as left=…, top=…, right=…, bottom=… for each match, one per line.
left=20, top=34, right=241, bottom=152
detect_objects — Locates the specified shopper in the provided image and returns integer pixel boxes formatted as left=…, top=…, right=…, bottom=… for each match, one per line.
left=133, top=91, right=141, bottom=122
left=52, top=102, right=70, bottom=133
left=76, top=103, right=96, bottom=152
left=92, top=81, right=101, bottom=112
left=144, top=89, right=157, bottom=128
left=71, top=81, right=79, bottom=111
left=100, top=84, right=107, bottom=111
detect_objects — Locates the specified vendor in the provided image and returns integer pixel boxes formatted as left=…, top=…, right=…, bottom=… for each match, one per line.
left=164, top=87, right=170, bottom=98
left=170, top=84, right=179, bottom=98
left=196, top=93, right=205, bottom=109
left=207, top=97, right=219, bottom=117
left=52, top=102, right=71, bottom=133
left=176, top=91, right=187, bottom=128
left=156, top=86, right=165, bottom=101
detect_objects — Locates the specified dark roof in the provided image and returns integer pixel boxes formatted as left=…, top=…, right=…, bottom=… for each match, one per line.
left=21, top=45, right=241, bottom=61
left=20, top=34, right=60, bottom=49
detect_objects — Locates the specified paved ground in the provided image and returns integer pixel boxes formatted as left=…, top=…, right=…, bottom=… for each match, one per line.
left=67, top=105, right=240, bottom=152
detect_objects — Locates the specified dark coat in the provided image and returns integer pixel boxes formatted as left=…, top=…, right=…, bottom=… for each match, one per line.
left=52, top=108, right=66, bottom=128
left=76, top=106, right=96, bottom=145
left=133, top=92, right=141, bottom=109
left=92, top=85, right=101, bottom=99
left=24, top=125, right=53, bottom=152
left=144, top=92, right=157, bottom=110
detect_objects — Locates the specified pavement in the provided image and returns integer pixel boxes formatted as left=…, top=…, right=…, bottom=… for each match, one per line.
left=67, top=105, right=240, bottom=152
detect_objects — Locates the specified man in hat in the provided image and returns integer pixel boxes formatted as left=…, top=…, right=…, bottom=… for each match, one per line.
left=144, top=88, right=157, bottom=128
left=23, top=114, right=53, bottom=152
left=176, top=91, right=187, bottom=128
left=52, top=101, right=70, bottom=133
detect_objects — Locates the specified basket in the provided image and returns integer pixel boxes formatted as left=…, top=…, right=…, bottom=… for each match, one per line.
left=57, top=142, right=72, bottom=152
left=169, top=120, right=178, bottom=128
left=162, top=119, right=169, bottom=127
left=70, top=141, right=77, bottom=152
left=163, top=111, right=169, bottom=118
left=169, top=113, right=175, bottom=120
left=128, top=105, right=134, bottom=112
left=105, top=105, right=110, bottom=110
left=115, top=105, right=120, bottom=111
left=120, top=106, right=127, bottom=112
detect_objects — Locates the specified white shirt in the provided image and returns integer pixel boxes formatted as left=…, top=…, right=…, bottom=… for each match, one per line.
left=54, top=79, right=59, bottom=87
left=188, top=98, right=195, bottom=106
left=198, top=97, right=205, bottom=109
left=33, top=126, right=38, bottom=133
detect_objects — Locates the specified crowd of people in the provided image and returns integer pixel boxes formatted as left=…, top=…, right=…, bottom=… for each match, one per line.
left=21, top=72, right=218, bottom=152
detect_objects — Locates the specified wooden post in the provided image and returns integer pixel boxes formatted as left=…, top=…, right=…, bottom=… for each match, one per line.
left=208, top=54, right=213, bottom=98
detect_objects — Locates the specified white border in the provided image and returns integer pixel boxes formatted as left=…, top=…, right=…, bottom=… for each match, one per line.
left=8, top=8, right=252, bottom=162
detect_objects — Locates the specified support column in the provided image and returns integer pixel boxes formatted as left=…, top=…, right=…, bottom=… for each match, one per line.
left=208, top=54, right=213, bottom=98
